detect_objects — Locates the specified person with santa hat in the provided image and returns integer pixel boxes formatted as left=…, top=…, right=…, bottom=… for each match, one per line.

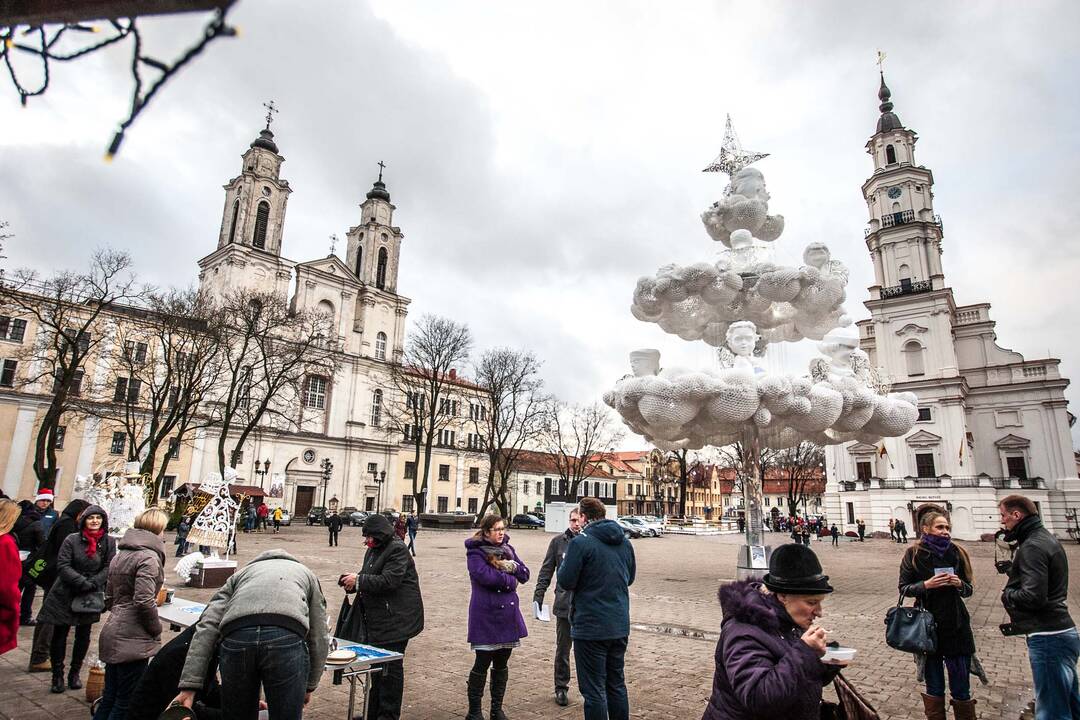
left=34, top=488, right=59, bottom=537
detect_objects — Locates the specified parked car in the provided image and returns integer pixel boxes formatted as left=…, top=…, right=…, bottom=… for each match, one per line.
left=510, top=513, right=544, bottom=529
left=307, top=506, right=327, bottom=525
left=615, top=518, right=643, bottom=539
left=621, top=517, right=658, bottom=537
left=349, top=510, right=369, bottom=527
left=630, top=516, right=664, bottom=536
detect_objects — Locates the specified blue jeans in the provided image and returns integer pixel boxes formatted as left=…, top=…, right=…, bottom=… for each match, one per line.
left=924, top=654, right=971, bottom=700
left=1028, top=629, right=1080, bottom=720
left=92, top=659, right=148, bottom=720
left=574, top=637, right=629, bottom=720
left=219, top=626, right=310, bottom=720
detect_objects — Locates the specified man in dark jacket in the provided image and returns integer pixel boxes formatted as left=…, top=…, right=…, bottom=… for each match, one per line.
left=327, top=511, right=343, bottom=547
left=558, top=497, right=635, bottom=720
left=340, top=513, right=424, bottom=720
left=533, top=508, right=583, bottom=706
left=999, top=495, right=1079, bottom=718
left=24, top=497, right=89, bottom=672
left=14, top=499, right=45, bottom=625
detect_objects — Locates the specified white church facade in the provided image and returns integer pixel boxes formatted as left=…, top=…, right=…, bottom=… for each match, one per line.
left=822, top=75, right=1080, bottom=541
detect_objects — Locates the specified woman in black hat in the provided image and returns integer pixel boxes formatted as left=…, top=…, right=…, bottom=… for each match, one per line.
left=702, top=543, right=847, bottom=720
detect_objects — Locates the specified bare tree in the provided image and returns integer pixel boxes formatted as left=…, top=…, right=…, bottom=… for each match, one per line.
left=668, top=448, right=690, bottom=518
left=204, top=288, right=338, bottom=478
left=75, top=288, right=223, bottom=500
left=0, top=220, right=11, bottom=265
left=385, top=314, right=471, bottom=513
left=545, top=401, right=624, bottom=500
left=0, top=249, right=145, bottom=489
left=468, top=348, right=549, bottom=520
left=772, top=441, right=825, bottom=517
left=715, top=441, right=778, bottom=497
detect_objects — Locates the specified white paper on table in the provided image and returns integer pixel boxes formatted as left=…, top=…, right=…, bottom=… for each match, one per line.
left=534, top=602, right=551, bottom=622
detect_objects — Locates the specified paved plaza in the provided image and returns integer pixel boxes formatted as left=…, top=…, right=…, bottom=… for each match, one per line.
left=1, top=524, right=1071, bottom=720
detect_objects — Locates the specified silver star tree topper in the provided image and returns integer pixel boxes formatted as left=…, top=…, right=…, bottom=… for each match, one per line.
left=703, top=115, right=769, bottom=177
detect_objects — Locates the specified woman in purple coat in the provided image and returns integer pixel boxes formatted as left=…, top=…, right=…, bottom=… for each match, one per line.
left=702, top=544, right=847, bottom=720
left=464, top=515, right=530, bottom=720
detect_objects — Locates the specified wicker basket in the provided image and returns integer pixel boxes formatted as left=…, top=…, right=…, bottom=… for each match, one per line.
left=85, top=665, right=105, bottom=703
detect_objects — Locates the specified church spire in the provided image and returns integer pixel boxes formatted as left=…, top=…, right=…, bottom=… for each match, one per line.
left=366, top=160, right=391, bottom=202
left=875, top=72, right=903, bottom=134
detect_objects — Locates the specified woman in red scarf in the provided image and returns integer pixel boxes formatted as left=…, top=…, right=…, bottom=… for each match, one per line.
left=0, top=499, right=22, bottom=656
left=36, top=504, right=116, bottom=694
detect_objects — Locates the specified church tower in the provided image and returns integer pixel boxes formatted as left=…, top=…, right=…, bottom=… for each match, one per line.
left=345, top=165, right=404, bottom=293
left=198, top=109, right=295, bottom=299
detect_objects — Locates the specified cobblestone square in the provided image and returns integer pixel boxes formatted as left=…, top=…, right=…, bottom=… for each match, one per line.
left=1, top=524, right=1070, bottom=719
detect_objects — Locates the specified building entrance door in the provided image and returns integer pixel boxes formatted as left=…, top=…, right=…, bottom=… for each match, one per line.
left=294, top=486, right=315, bottom=516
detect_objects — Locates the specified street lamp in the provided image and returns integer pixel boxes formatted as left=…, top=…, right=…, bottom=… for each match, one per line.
left=253, top=458, right=271, bottom=487
left=370, top=466, right=386, bottom=512
left=320, top=458, right=334, bottom=508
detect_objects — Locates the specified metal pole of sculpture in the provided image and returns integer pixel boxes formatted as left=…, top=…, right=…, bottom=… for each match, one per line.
left=603, top=117, right=920, bottom=579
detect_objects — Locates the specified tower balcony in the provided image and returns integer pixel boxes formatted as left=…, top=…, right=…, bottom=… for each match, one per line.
left=864, top=212, right=943, bottom=237
left=879, top=279, right=933, bottom=299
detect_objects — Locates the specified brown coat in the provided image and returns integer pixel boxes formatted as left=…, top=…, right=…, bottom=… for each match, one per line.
left=98, top=528, right=165, bottom=664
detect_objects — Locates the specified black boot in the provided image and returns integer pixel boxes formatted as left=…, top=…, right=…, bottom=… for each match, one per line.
left=67, top=666, right=82, bottom=690
left=490, top=667, right=509, bottom=720
left=50, top=666, right=65, bottom=694
left=466, top=670, right=486, bottom=720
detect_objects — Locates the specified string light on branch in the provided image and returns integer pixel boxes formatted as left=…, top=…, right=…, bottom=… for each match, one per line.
left=0, top=4, right=238, bottom=159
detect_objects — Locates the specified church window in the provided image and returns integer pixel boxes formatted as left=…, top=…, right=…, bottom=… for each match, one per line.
left=317, top=300, right=335, bottom=323
left=253, top=201, right=270, bottom=249
left=376, top=247, right=388, bottom=289
left=228, top=199, right=240, bottom=243
left=375, top=332, right=387, bottom=360
left=304, top=375, right=327, bottom=410
left=885, top=144, right=897, bottom=164
left=915, top=452, right=936, bottom=478
left=371, top=389, right=383, bottom=426
left=903, top=340, right=925, bottom=377
left=917, top=407, right=932, bottom=422
left=1006, top=455, right=1028, bottom=480
left=856, top=461, right=872, bottom=481
left=355, top=245, right=363, bottom=278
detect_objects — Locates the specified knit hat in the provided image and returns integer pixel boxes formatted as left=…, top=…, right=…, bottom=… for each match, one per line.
left=763, top=543, right=834, bottom=595
left=34, top=488, right=54, bottom=504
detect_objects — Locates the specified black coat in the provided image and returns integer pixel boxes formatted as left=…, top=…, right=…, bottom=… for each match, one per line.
left=898, top=542, right=975, bottom=656
left=27, top=499, right=90, bottom=590
left=340, top=514, right=424, bottom=646
left=533, top=528, right=575, bottom=618
left=13, top=502, right=45, bottom=552
left=327, top=514, right=343, bottom=532
left=1001, top=515, right=1074, bottom=635
left=37, top=504, right=116, bottom=626
left=126, top=624, right=222, bottom=720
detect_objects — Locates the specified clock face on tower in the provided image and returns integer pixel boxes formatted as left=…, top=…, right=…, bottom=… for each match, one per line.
left=887, top=186, right=902, bottom=199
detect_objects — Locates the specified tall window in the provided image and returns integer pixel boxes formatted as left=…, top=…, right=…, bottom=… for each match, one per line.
left=355, top=245, right=363, bottom=278
left=113, top=377, right=141, bottom=403
left=468, top=497, right=478, bottom=514
left=0, top=359, right=16, bottom=387
left=915, top=452, right=936, bottom=478
left=228, top=199, right=240, bottom=243
left=437, top=496, right=449, bottom=513
left=54, top=369, right=84, bottom=396
left=376, top=247, right=388, bottom=289
left=903, top=341, right=925, bottom=377
left=124, top=341, right=148, bottom=363
left=469, top=467, right=479, bottom=484
left=370, top=389, right=383, bottom=426
left=1006, top=456, right=1028, bottom=480
left=0, top=317, right=27, bottom=342
left=846, top=502, right=855, bottom=524
left=402, top=495, right=415, bottom=512
left=438, top=464, right=450, bottom=482
left=168, top=436, right=180, bottom=459
left=374, top=332, right=387, bottom=360
left=404, top=461, right=417, bottom=479
left=252, top=201, right=270, bottom=249
left=885, top=145, right=897, bottom=164
left=110, top=431, right=126, bottom=455
left=54, top=425, right=66, bottom=450
left=856, top=461, right=872, bottom=481
left=304, top=376, right=327, bottom=410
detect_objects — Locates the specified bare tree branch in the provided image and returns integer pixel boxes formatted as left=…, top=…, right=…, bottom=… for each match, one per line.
left=544, top=401, right=624, bottom=499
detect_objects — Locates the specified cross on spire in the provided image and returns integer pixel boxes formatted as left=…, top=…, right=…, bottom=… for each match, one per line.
left=329, top=233, right=339, bottom=257
left=876, top=49, right=887, bottom=74
left=377, top=160, right=386, bottom=182
left=263, top=100, right=279, bottom=131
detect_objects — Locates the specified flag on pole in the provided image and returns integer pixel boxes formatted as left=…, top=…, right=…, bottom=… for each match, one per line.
left=879, top=443, right=894, bottom=469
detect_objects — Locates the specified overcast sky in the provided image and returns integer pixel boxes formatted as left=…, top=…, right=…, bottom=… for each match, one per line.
left=2, top=1, right=1079, bottom=450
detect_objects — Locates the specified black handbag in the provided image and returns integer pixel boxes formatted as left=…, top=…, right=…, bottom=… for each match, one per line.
left=884, top=594, right=937, bottom=653
left=71, top=590, right=106, bottom=614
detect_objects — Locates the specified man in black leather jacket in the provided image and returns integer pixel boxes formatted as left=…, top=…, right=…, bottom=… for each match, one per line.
left=999, top=494, right=1080, bottom=718
left=533, top=508, right=583, bottom=707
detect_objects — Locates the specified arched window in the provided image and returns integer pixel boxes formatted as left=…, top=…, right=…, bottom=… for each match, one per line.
left=374, top=331, right=387, bottom=360
left=317, top=299, right=335, bottom=323
left=904, top=340, right=925, bottom=377
left=898, top=263, right=912, bottom=290
left=885, top=145, right=897, bottom=164
left=376, top=247, right=388, bottom=289
left=228, top=199, right=240, bottom=243
left=370, top=389, right=383, bottom=427
left=355, top=245, right=363, bottom=278
left=252, top=201, right=270, bottom=249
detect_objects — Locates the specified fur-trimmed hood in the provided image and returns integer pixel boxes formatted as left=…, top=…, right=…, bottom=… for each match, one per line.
left=718, top=580, right=782, bottom=633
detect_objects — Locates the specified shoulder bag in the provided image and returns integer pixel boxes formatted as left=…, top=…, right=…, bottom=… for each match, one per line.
left=884, top=593, right=937, bottom=654
left=71, top=590, right=106, bottom=614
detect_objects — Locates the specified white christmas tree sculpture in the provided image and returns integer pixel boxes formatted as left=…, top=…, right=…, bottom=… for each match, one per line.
left=605, top=122, right=919, bottom=577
